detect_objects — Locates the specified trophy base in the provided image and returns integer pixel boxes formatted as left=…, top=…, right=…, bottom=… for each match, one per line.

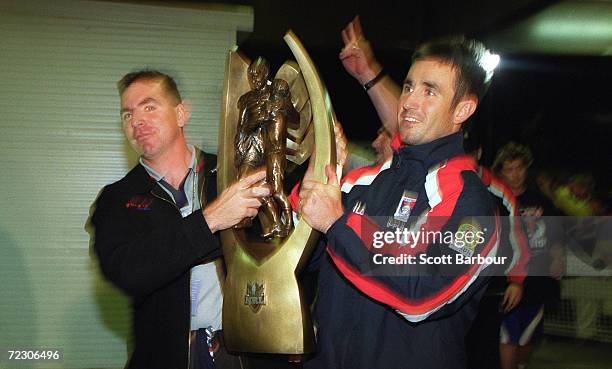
left=222, top=258, right=315, bottom=354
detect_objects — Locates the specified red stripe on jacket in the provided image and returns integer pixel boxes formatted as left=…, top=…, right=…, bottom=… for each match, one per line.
left=327, top=155, right=500, bottom=316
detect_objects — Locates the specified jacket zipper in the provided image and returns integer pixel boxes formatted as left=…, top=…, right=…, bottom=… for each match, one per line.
left=149, top=191, right=192, bottom=369
left=151, top=164, right=207, bottom=369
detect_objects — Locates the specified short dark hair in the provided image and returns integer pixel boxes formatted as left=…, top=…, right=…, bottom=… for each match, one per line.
left=413, top=36, right=494, bottom=106
left=117, top=70, right=182, bottom=105
left=492, top=141, right=533, bottom=174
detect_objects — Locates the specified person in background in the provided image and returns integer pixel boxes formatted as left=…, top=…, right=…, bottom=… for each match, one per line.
left=493, top=142, right=565, bottom=369
left=464, top=140, right=530, bottom=369
left=371, top=126, right=394, bottom=165
left=344, top=125, right=394, bottom=172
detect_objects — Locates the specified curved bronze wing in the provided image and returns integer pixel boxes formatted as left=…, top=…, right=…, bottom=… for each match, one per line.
left=282, top=31, right=337, bottom=168
left=274, top=61, right=313, bottom=165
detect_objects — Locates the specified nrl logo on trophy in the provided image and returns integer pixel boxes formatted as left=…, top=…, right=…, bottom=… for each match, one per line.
left=217, top=30, right=336, bottom=356
left=244, top=281, right=266, bottom=313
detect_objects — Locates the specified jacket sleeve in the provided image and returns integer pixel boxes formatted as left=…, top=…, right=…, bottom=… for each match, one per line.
left=288, top=162, right=391, bottom=273
left=324, top=167, right=500, bottom=323
left=91, top=186, right=221, bottom=300
left=483, top=168, right=530, bottom=285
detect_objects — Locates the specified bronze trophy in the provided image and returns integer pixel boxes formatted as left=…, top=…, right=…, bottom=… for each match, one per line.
left=217, top=31, right=336, bottom=355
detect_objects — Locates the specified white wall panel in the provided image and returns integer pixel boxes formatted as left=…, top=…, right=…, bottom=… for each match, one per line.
left=0, top=1, right=252, bottom=367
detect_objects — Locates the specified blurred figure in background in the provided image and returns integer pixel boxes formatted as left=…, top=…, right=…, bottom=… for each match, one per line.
left=371, top=126, right=393, bottom=165
left=552, top=173, right=610, bottom=343
left=343, top=126, right=393, bottom=173
left=464, top=139, right=530, bottom=369
left=552, top=174, right=600, bottom=216
left=493, top=142, right=565, bottom=369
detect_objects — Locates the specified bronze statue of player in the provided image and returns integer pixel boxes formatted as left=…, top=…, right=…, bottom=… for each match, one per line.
left=265, top=78, right=299, bottom=236
left=234, top=57, right=298, bottom=238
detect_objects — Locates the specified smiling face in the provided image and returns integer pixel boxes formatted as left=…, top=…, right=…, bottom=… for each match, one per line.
left=120, top=78, right=187, bottom=161
left=397, top=58, right=476, bottom=146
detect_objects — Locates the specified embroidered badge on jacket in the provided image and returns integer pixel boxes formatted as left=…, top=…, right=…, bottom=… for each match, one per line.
left=394, top=190, right=418, bottom=222
left=125, top=195, right=153, bottom=211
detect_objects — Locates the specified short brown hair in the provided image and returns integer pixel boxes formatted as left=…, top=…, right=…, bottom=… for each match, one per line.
left=413, top=36, right=493, bottom=107
left=117, top=70, right=182, bottom=105
left=492, top=141, right=533, bottom=174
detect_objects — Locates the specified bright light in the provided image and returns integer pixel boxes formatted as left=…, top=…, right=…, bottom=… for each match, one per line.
left=482, top=53, right=500, bottom=73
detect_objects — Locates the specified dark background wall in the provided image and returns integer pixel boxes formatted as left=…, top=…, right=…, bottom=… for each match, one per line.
left=180, top=0, right=612, bottom=191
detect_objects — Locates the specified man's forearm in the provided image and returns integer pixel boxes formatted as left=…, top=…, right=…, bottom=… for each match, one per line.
left=366, top=75, right=401, bottom=134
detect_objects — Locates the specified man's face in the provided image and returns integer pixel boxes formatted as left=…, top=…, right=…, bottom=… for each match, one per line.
left=120, top=79, right=185, bottom=160
left=397, top=59, right=462, bottom=145
left=371, top=127, right=393, bottom=164
left=500, top=159, right=528, bottom=190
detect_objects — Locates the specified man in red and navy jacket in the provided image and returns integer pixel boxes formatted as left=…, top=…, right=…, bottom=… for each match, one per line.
left=294, top=35, right=501, bottom=369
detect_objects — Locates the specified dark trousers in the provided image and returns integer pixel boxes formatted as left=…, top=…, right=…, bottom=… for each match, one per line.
left=466, top=295, right=503, bottom=369
left=190, top=330, right=304, bottom=369
left=241, top=354, right=304, bottom=369
left=190, top=329, right=242, bottom=369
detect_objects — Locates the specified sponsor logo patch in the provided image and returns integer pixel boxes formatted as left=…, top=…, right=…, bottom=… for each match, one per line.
left=448, top=220, right=482, bottom=257
left=393, top=190, right=418, bottom=222
left=125, top=195, right=153, bottom=211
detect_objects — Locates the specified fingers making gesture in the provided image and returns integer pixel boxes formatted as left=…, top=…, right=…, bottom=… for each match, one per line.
left=339, top=15, right=382, bottom=85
